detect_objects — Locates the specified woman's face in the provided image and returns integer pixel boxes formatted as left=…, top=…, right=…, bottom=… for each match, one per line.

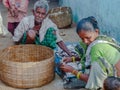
left=78, top=29, right=99, bottom=45
left=33, top=7, right=47, bottom=24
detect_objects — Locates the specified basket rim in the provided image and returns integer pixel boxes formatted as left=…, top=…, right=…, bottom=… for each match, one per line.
left=0, top=44, right=54, bottom=63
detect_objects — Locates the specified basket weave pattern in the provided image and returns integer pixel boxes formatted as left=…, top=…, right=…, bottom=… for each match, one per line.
left=48, top=7, right=72, bottom=29
left=0, top=45, right=54, bottom=88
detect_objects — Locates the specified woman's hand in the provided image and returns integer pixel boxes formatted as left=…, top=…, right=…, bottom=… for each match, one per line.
left=60, top=64, right=88, bottom=82
left=60, top=64, right=74, bottom=73
left=32, top=25, right=41, bottom=31
left=9, top=5, right=16, bottom=17
left=27, top=30, right=36, bottom=40
left=62, top=57, right=72, bottom=63
left=9, top=9, right=15, bottom=17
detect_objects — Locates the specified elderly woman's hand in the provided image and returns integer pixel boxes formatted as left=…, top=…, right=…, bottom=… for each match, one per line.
left=60, top=64, right=74, bottom=73
left=62, top=57, right=72, bottom=63
left=27, top=30, right=36, bottom=40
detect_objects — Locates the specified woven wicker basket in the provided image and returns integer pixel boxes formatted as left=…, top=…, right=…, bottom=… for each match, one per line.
left=0, top=45, right=54, bottom=89
left=48, top=7, right=72, bottom=29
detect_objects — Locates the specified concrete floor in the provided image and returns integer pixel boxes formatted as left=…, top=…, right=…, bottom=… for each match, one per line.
left=0, top=1, right=85, bottom=90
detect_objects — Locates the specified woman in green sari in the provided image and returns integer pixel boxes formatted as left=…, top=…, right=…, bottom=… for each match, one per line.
left=60, top=16, right=120, bottom=90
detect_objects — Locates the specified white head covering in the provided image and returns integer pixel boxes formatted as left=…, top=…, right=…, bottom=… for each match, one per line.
left=34, top=0, right=49, bottom=13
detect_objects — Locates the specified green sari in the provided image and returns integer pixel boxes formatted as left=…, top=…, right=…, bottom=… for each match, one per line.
left=21, top=27, right=57, bottom=49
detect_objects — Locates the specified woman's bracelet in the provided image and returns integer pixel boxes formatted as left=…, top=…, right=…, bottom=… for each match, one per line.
left=77, top=72, right=81, bottom=79
left=71, top=56, right=75, bottom=62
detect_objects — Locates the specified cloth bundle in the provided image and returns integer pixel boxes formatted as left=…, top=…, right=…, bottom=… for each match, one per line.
left=55, top=42, right=86, bottom=89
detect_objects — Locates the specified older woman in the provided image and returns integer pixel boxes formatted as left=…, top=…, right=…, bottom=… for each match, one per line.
left=60, top=16, right=120, bottom=89
left=3, top=0, right=29, bottom=35
left=13, top=0, right=72, bottom=56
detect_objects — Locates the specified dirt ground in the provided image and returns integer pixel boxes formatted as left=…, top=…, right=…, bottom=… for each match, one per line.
left=0, top=1, right=85, bottom=90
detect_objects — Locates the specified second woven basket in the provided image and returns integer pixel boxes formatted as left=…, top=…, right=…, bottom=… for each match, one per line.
left=48, top=7, right=72, bottom=29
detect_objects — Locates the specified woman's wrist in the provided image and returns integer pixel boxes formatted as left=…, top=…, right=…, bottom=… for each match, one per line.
left=71, top=56, right=75, bottom=62
left=71, top=69, right=78, bottom=75
left=77, top=72, right=81, bottom=79
left=71, top=69, right=82, bottom=79
left=72, top=69, right=77, bottom=74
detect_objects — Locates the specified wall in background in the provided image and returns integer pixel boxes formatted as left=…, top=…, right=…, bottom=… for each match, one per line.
left=59, top=0, right=120, bottom=42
